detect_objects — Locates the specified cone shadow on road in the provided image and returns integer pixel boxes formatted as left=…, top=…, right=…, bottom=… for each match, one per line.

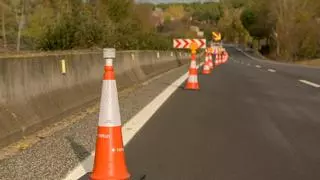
left=66, top=136, right=92, bottom=174
left=77, top=171, right=147, bottom=180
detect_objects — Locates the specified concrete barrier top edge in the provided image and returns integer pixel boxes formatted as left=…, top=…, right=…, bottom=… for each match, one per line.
left=0, top=50, right=182, bottom=59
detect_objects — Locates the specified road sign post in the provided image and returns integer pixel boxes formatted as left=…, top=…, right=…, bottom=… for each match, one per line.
left=190, top=42, right=198, bottom=54
left=173, top=38, right=203, bottom=91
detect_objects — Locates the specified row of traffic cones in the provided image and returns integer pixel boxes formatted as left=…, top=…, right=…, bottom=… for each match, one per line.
left=184, top=47, right=229, bottom=90
left=89, top=47, right=228, bottom=180
left=202, top=50, right=213, bottom=75
left=214, top=51, right=229, bottom=66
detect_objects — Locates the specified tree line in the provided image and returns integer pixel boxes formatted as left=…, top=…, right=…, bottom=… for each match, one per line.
left=159, top=0, right=320, bottom=61
left=1, top=0, right=319, bottom=61
left=226, top=0, right=320, bottom=61
left=0, top=0, right=173, bottom=51
left=220, top=0, right=320, bottom=61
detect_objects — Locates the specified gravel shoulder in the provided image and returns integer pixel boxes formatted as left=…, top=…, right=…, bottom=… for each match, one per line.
left=0, top=64, right=189, bottom=180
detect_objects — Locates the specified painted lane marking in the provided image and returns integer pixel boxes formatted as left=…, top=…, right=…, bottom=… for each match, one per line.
left=299, top=80, right=320, bottom=88
left=267, top=69, right=276, bottom=72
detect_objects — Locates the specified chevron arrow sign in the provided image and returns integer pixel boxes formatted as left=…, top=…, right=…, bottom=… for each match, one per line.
left=173, top=39, right=206, bottom=49
left=212, top=32, right=221, bottom=41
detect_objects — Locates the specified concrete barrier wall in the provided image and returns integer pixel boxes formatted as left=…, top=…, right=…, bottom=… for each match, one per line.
left=0, top=50, right=193, bottom=148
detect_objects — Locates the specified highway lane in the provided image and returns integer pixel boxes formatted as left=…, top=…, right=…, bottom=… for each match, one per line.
left=231, top=47, right=320, bottom=85
left=124, top=49, right=320, bottom=180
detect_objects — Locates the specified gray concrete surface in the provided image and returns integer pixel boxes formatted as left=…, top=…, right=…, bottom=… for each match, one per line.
left=0, top=50, right=192, bottom=148
left=124, top=48, right=320, bottom=180
left=0, top=58, right=198, bottom=179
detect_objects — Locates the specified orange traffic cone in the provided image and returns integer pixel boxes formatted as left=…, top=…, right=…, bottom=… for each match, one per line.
left=202, top=52, right=211, bottom=75
left=185, top=53, right=200, bottom=90
left=221, top=52, right=226, bottom=63
left=224, top=53, right=228, bottom=63
left=225, top=52, right=229, bottom=63
left=212, top=49, right=217, bottom=68
left=208, top=51, right=214, bottom=69
left=215, top=54, right=219, bottom=66
left=218, top=53, right=223, bottom=65
left=91, top=49, right=130, bottom=180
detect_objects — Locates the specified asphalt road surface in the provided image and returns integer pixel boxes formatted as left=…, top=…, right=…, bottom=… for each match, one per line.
left=125, top=47, right=320, bottom=180
left=1, top=47, right=319, bottom=180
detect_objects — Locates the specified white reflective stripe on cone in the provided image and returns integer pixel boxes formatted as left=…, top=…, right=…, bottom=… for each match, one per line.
left=205, top=55, right=209, bottom=62
left=105, top=58, right=113, bottom=66
left=98, top=80, right=122, bottom=127
left=190, top=60, right=197, bottom=68
left=187, top=75, right=198, bottom=83
left=203, top=65, right=210, bottom=70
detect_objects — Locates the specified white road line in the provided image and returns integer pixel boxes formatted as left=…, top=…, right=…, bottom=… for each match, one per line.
left=267, top=69, right=276, bottom=72
left=247, top=63, right=250, bottom=66
left=299, top=80, right=320, bottom=88
left=256, top=65, right=262, bottom=68
left=63, top=64, right=202, bottom=180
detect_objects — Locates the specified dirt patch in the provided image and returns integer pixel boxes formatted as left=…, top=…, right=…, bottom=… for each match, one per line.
left=296, top=59, right=320, bottom=67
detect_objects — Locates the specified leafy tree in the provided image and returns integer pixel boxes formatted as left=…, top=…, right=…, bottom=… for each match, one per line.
left=97, top=0, right=134, bottom=23
left=164, top=5, right=185, bottom=21
left=188, top=2, right=221, bottom=23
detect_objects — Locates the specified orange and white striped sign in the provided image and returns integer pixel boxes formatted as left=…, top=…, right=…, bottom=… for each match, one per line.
left=173, top=39, right=206, bottom=49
